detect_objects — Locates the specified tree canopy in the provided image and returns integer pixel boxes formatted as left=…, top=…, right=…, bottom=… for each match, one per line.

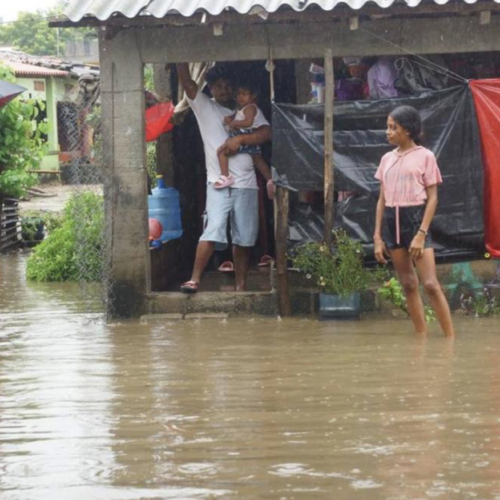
left=0, top=5, right=95, bottom=57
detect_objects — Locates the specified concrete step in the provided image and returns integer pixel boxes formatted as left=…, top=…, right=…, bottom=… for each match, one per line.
left=146, top=290, right=278, bottom=317
left=169, top=269, right=272, bottom=293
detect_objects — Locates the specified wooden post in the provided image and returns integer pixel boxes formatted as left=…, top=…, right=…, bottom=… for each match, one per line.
left=274, top=186, right=291, bottom=317
left=323, top=49, right=335, bottom=247
left=268, top=49, right=275, bottom=102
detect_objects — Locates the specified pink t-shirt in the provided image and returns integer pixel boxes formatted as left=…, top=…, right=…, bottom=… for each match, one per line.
left=375, top=146, right=443, bottom=207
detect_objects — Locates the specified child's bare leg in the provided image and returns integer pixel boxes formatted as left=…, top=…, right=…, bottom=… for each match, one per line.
left=217, top=150, right=230, bottom=178
left=390, top=248, right=427, bottom=334
left=253, top=154, right=274, bottom=200
left=415, top=249, right=455, bottom=337
left=252, top=154, right=271, bottom=181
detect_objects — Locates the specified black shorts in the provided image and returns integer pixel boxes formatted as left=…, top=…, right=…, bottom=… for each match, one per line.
left=383, top=206, right=435, bottom=250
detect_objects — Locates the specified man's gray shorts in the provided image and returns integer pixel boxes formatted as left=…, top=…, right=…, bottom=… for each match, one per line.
left=200, top=184, right=259, bottom=250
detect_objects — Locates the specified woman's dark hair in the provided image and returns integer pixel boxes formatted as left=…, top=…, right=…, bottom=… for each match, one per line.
left=389, top=105, right=423, bottom=145
left=205, top=66, right=232, bottom=86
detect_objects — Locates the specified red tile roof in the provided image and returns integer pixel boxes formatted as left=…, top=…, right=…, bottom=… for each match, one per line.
left=2, top=61, right=69, bottom=78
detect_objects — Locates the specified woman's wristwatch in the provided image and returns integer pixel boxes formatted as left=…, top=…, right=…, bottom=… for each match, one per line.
left=418, top=228, right=428, bottom=237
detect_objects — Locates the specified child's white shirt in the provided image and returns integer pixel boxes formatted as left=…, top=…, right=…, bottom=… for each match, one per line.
left=232, top=104, right=268, bottom=130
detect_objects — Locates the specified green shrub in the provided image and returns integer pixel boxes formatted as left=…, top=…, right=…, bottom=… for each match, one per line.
left=460, top=287, right=500, bottom=317
left=26, top=192, right=104, bottom=282
left=0, top=64, right=48, bottom=198
left=291, top=229, right=383, bottom=296
left=147, top=141, right=157, bottom=188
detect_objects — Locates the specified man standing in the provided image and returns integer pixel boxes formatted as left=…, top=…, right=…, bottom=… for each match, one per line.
left=176, top=64, right=272, bottom=293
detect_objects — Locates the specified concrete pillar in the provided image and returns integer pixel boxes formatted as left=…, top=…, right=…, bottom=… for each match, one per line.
left=99, top=28, right=150, bottom=318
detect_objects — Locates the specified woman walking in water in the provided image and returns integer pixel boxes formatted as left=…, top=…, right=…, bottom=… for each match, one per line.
left=374, top=105, right=455, bottom=337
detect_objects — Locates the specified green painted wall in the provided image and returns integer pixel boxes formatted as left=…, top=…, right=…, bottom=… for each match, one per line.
left=16, top=75, right=77, bottom=171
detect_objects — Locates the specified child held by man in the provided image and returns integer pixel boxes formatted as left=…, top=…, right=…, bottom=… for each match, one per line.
left=216, top=81, right=274, bottom=199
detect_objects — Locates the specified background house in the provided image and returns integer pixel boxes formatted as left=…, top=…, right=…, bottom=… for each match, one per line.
left=0, top=48, right=99, bottom=172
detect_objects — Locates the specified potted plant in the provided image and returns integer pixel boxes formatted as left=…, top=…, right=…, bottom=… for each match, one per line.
left=291, top=229, right=381, bottom=319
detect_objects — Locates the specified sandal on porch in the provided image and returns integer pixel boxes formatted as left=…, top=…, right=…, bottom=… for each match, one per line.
left=258, top=254, right=274, bottom=267
left=180, top=280, right=199, bottom=293
left=214, top=174, right=235, bottom=189
left=217, top=261, right=235, bottom=272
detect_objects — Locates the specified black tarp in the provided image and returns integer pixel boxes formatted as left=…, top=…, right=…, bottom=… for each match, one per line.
left=272, top=85, right=485, bottom=260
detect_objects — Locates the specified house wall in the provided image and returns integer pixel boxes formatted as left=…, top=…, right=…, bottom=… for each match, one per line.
left=16, top=76, right=77, bottom=171
left=98, top=12, right=500, bottom=318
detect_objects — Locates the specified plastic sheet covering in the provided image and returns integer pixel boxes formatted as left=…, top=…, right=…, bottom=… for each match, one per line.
left=146, top=102, right=175, bottom=142
left=272, top=85, right=484, bottom=260
left=469, top=80, right=500, bottom=258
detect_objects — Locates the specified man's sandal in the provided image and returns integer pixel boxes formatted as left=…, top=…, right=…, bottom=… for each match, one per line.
left=180, top=280, right=199, bottom=294
left=258, top=255, right=274, bottom=267
left=214, top=174, right=235, bottom=189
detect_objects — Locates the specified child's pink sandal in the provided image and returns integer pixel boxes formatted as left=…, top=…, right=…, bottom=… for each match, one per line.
left=214, top=174, right=235, bottom=189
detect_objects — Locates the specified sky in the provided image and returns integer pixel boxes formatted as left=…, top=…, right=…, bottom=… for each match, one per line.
left=1, top=0, right=62, bottom=22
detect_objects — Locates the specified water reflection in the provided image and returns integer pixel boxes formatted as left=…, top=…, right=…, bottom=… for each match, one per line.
left=1, top=254, right=500, bottom=499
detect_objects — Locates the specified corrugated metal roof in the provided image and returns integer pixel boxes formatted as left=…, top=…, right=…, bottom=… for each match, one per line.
left=64, top=0, right=500, bottom=22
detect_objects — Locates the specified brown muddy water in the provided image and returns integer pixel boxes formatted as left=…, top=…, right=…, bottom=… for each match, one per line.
left=1, top=254, right=500, bottom=500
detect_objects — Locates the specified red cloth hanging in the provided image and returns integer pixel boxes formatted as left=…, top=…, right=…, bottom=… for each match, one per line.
left=145, top=102, right=175, bottom=142
left=470, top=80, right=500, bottom=258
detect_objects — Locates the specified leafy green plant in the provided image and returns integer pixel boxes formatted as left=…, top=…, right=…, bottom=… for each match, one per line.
left=291, top=229, right=383, bottom=296
left=26, top=192, right=104, bottom=282
left=21, top=210, right=63, bottom=241
left=21, top=216, right=44, bottom=242
left=378, top=277, right=436, bottom=322
left=147, top=142, right=158, bottom=188
left=42, top=211, right=64, bottom=234
left=0, top=64, right=48, bottom=199
left=460, top=287, right=500, bottom=317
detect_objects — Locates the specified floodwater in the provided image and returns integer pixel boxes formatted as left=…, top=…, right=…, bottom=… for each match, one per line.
left=1, top=254, right=500, bottom=500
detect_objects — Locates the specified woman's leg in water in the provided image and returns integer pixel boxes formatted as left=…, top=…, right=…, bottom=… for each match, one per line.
left=389, top=248, right=427, bottom=334
left=414, top=248, right=455, bottom=337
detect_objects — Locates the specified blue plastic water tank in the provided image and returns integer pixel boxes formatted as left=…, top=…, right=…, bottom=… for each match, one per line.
left=148, top=176, right=183, bottom=242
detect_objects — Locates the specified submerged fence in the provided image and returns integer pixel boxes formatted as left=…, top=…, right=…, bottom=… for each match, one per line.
left=0, top=198, right=20, bottom=252
left=57, top=75, right=112, bottom=314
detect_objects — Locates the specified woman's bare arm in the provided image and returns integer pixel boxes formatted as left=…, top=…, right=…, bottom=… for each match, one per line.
left=409, top=184, right=438, bottom=259
left=374, top=187, right=389, bottom=264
